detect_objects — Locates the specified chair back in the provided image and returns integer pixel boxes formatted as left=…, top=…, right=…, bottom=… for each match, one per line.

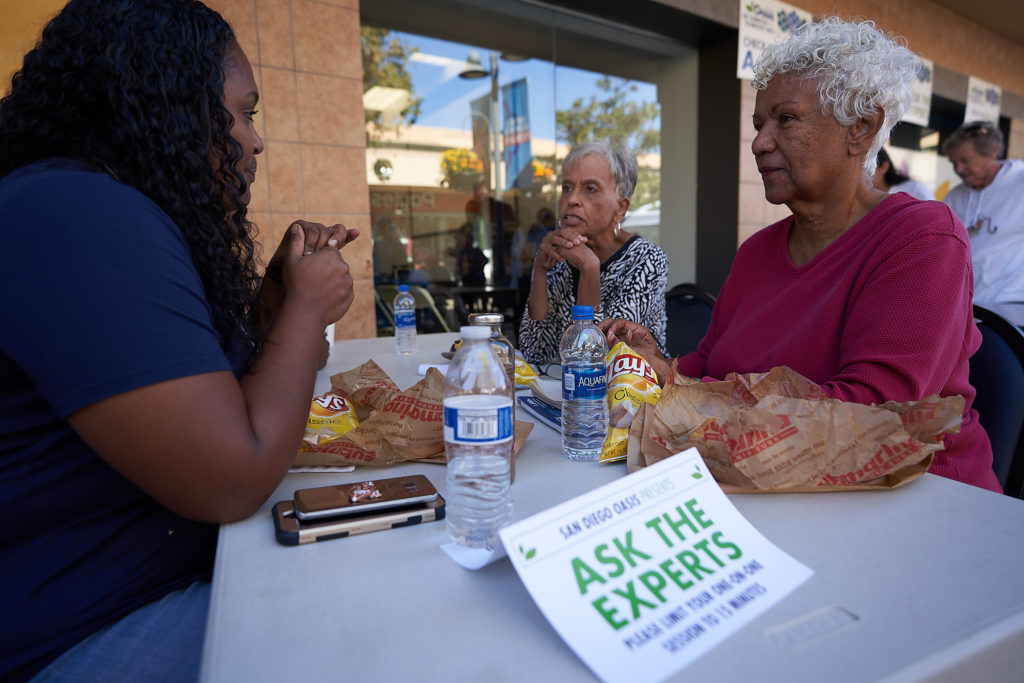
left=374, top=288, right=395, bottom=329
left=664, top=282, right=715, bottom=358
left=376, top=284, right=452, bottom=333
left=970, top=304, right=1024, bottom=498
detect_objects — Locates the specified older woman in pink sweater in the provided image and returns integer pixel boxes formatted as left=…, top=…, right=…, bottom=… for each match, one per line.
left=603, top=18, right=1000, bottom=493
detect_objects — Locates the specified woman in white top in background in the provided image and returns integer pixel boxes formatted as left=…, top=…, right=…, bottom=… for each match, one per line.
left=942, top=121, right=1024, bottom=325
left=873, top=147, right=932, bottom=200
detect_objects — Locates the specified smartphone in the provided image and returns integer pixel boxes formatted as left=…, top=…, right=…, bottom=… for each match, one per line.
left=293, top=474, right=439, bottom=521
left=272, top=497, right=445, bottom=546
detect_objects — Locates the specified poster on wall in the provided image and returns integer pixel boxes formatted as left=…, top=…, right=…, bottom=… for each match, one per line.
left=736, top=0, right=812, bottom=81
left=501, top=78, right=533, bottom=191
left=963, top=76, right=1001, bottom=124
left=903, top=56, right=933, bottom=127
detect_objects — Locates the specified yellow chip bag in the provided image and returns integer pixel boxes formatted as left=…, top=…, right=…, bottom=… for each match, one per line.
left=600, top=341, right=661, bottom=463
left=298, top=391, right=359, bottom=453
left=515, top=357, right=540, bottom=388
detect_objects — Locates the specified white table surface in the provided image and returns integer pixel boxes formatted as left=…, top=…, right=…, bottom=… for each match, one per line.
left=200, top=333, right=1024, bottom=682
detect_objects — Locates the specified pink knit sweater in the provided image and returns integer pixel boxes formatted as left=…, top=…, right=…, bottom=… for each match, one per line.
left=678, top=194, right=1001, bottom=493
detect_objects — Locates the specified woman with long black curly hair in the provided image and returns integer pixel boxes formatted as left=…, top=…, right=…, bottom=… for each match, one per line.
left=0, top=1, right=357, bottom=680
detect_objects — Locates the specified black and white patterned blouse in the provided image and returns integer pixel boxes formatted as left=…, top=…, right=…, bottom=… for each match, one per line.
left=518, top=235, right=668, bottom=363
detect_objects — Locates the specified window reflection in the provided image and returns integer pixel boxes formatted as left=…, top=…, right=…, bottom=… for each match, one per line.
left=362, top=27, right=661, bottom=338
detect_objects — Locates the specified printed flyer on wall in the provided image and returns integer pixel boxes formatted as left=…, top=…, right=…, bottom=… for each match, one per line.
left=903, top=56, right=934, bottom=127
left=736, top=0, right=812, bottom=81
left=964, top=75, right=1001, bottom=125
left=499, top=449, right=813, bottom=683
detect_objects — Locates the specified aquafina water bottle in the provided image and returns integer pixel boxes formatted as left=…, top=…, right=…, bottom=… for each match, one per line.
left=393, top=284, right=417, bottom=355
left=559, top=305, right=608, bottom=461
left=442, top=325, right=514, bottom=547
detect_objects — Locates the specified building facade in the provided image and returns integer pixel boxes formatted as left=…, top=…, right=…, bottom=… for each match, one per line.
left=3, top=0, right=1023, bottom=341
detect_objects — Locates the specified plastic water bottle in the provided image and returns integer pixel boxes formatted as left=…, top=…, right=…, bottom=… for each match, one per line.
left=394, top=284, right=417, bottom=355
left=559, top=305, right=608, bottom=461
left=467, top=313, right=515, bottom=389
left=443, top=325, right=514, bottom=548
left=469, top=312, right=517, bottom=482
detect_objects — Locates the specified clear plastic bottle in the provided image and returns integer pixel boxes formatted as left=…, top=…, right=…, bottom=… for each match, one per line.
left=468, top=312, right=517, bottom=482
left=559, top=305, right=609, bottom=461
left=443, top=325, right=514, bottom=548
left=393, top=284, right=417, bottom=355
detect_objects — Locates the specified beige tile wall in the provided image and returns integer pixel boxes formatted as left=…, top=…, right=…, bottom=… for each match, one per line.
left=207, top=0, right=375, bottom=340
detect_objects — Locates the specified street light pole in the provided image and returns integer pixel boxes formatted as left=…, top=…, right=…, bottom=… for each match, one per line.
left=489, top=51, right=502, bottom=201
left=460, top=49, right=508, bottom=285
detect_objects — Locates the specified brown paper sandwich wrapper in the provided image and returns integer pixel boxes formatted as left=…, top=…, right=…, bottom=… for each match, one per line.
left=294, top=360, right=528, bottom=479
left=626, top=366, right=962, bottom=492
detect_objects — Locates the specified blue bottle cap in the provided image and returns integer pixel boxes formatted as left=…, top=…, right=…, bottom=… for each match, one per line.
left=571, top=305, right=594, bottom=320
left=398, top=284, right=409, bottom=292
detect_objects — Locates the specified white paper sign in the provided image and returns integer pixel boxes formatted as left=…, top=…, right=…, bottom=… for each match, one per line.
left=737, top=0, right=812, bottom=81
left=904, top=56, right=934, bottom=127
left=500, top=449, right=813, bottom=683
left=964, top=76, right=1001, bottom=125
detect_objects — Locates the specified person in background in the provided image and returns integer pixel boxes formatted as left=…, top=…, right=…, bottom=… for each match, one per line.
left=511, top=206, right=556, bottom=323
left=511, top=207, right=556, bottom=291
left=603, top=18, right=1000, bottom=494
left=372, top=216, right=409, bottom=283
left=0, top=1, right=357, bottom=680
left=519, top=142, right=668, bottom=364
left=874, top=147, right=932, bottom=200
left=455, top=221, right=490, bottom=286
left=465, top=179, right=518, bottom=285
left=942, top=121, right=1024, bottom=326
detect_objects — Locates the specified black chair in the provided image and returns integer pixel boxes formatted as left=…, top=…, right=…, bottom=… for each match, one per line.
left=970, top=304, right=1024, bottom=498
left=376, top=284, right=453, bottom=333
left=664, top=282, right=716, bottom=358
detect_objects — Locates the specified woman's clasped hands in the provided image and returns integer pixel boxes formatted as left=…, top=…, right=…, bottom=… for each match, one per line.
left=266, top=220, right=359, bottom=327
left=534, top=227, right=598, bottom=273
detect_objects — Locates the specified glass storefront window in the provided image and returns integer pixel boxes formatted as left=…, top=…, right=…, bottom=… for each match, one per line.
left=362, top=27, right=661, bottom=339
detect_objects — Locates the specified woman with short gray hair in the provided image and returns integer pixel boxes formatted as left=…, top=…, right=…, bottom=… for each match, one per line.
left=942, top=121, right=1024, bottom=324
left=603, top=17, right=1000, bottom=493
left=751, top=17, right=919, bottom=181
left=519, top=141, right=667, bottom=364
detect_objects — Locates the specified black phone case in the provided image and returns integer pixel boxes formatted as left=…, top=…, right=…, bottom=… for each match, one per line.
left=272, top=496, right=446, bottom=546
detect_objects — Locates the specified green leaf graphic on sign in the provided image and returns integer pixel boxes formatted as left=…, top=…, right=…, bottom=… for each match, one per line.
left=519, top=544, right=537, bottom=560
left=692, top=464, right=703, bottom=479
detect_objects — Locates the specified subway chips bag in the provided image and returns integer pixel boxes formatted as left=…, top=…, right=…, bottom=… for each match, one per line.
left=599, top=341, right=662, bottom=463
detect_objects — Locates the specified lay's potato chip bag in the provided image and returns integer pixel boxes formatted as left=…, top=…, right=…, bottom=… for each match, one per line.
left=515, top=356, right=540, bottom=388
left=298, top=390, right=359, bottom=454
left=600, top=341, right=661, bottom=463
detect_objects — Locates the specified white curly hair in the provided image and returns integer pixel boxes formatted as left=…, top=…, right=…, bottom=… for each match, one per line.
left=752, top=17, right=920, bottom=180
